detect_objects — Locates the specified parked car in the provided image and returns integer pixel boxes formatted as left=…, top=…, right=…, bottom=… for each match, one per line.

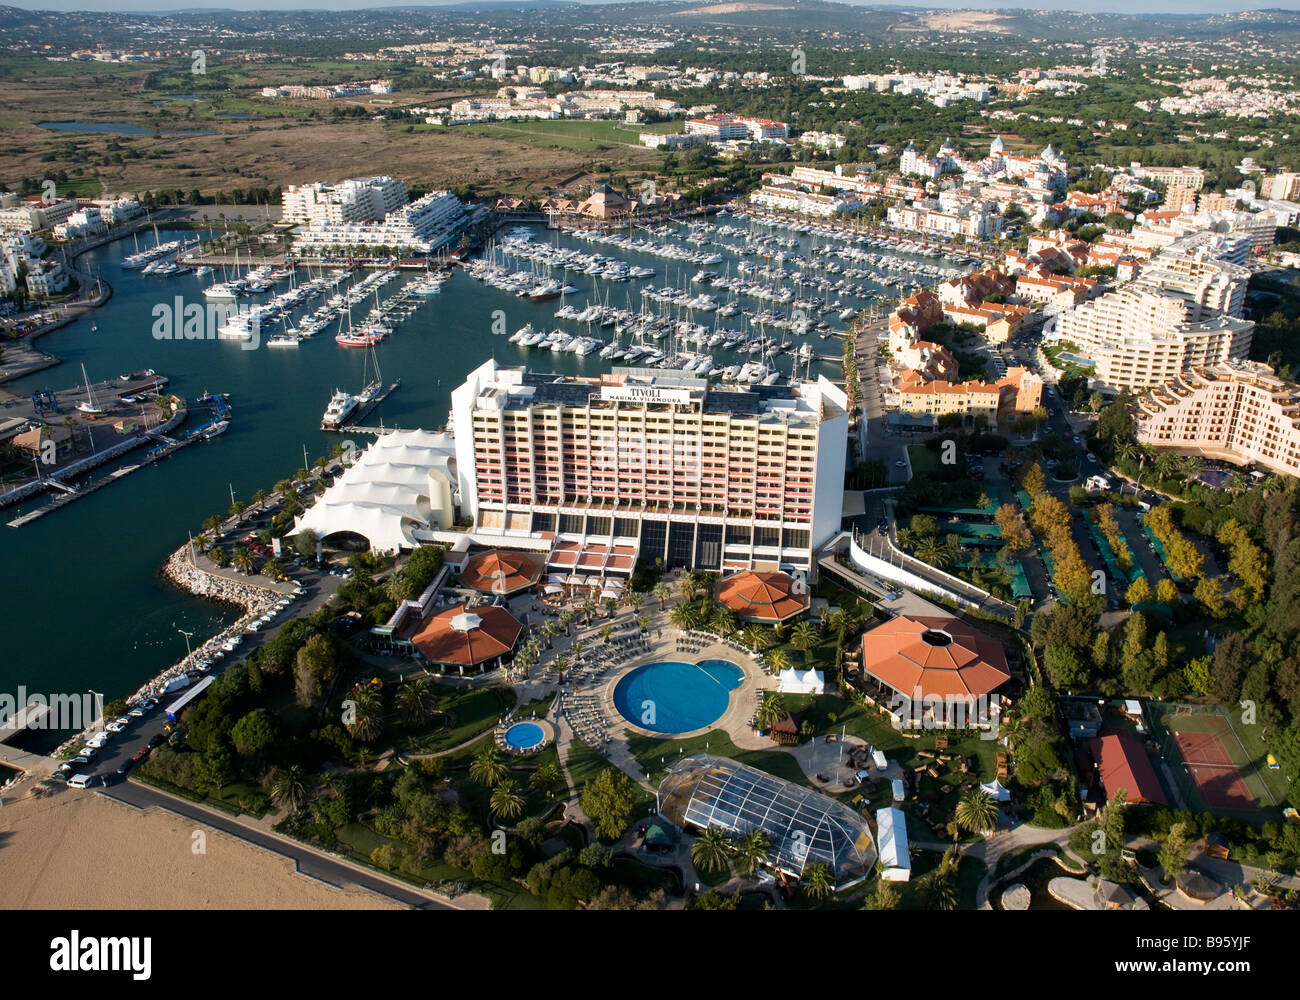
left=147, top=734, right=166, bottom=749
left=105, top=721, right=127, bottom=734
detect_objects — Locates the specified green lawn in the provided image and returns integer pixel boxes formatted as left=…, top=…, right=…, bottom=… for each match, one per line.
left=625, top=728, right=812, bottom=790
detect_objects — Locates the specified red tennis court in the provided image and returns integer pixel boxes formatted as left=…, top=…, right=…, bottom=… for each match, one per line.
left=1173, top=729, right=1234, bottom=767
left=1174, top=730, right=1256, bottom=809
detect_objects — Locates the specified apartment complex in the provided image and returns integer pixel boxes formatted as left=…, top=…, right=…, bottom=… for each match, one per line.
left=291, top=190, right=468, bottom=254
left=684, top=113, right=789, bottom=142
left=450, top=360, right=848, bottom=574
left=282, top=176, right=408, bottom=226
left=894, top=367, right=1042, bottom=430
left=1135, top=361, right=1300, bottom=478
left=1050, top=246, right=1253, bottom=391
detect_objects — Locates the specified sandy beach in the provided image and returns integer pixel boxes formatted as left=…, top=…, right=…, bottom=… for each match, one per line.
left=0, top=788, right=402, bottom=910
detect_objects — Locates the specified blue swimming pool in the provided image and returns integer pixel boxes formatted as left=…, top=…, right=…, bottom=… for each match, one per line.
left=613, top=659, right=744, bottom=734
left=504, top=721, right=546, bottom=751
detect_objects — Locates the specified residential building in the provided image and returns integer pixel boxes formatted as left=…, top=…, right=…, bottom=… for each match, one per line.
left=1135, top=361, right=1300, bottom=478
left=282, top=176, right=408, bottom=226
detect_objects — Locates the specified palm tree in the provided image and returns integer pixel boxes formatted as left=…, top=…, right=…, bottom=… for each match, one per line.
left=669, top=602, right=702, bottom=631
left=1178, top=455, right=1203, bottom=482
left=395, top=679, right=437, bottom=727
left=345, top=685, right=384, bottom=743
left=636, top=614, right=650, bottom=633
left=678, top=573, right=699, bottom=603
left=742, top=625, right=769, bottom=653
left=710, top=607, right=738, bottom=638
left=691, top=828, right=733, bottom=875
left=530, top=762, right=563, bottom=796
left=550, top=655, right=570, bottom=684
left=269, top=765, right=309, bottom=812
left=653, top=582, right=671, bottom=610
left=490, top=778, right=525, bottom=820
left=1153, top=451, right=1180, bottom=483
left=916, top=537, right=949, bottom=569
left=600, top=623, right=613, bottom=643
left=571, top=640, right=585, bottom=665
left=604, top=597, right=619, bottom=619
left=916, top=857, right=959, bottom=910
left=756, top=690, right=787, bottom=731
left=558, top=609, right=575, bottom=636
left=765, top=648, right=791, bottom=675
left=736, top=829, right=771, bottom=877
left=790, top=620, right=819, bottom=652
left=540, top=620, right=560, bottom=649
left=955, top=789, right=998, bottom=836
left=1225, top=472, right=1250, bottom=495
left=232, top=544, right=256, bottom=574
left=581, top=598, right=597, bottom=625
left=896, top=527, right=915, bottom=550
left=469, top=746, right=508, bottom=788
left=801, top=862, right=833, bottom=900
left=627, top=590, right=645, bottom=612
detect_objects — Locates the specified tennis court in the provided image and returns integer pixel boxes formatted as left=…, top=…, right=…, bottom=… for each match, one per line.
left=1151, top=704, right=1280, bottom=815
left=1172, top=728, right=1256, bottom=811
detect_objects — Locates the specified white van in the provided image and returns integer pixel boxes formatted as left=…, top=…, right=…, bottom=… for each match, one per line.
left=67, top=773, right=94, bottom=789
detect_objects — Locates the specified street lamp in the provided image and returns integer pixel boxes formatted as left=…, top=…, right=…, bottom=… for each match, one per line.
left=178, top=628, right=195, bottom=673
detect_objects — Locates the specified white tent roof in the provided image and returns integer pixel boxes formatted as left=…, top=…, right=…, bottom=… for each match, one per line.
left=875, top=806, right=910, bottom=878
left=776, top=666, right=825, bottom=694
left=294, top=429, right=454, bottom=553
left=450, top=612, right=482, bottom=632
left=980, top=778, right=1011, bottom=802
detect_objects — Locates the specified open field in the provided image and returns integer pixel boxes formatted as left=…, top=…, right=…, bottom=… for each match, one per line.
left=0, top=60, right=661, bottom=198
left=0, top=788, right=400, bottom=909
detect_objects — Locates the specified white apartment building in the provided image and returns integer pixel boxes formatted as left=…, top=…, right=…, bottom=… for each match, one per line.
left=450, top=360, right=848, bottom=574
left=292, top=190, right=467, bottom=254
left=1136, top=361, right=1300, bottom=478
left=282, top=176, right=407, bottom=226
left=887, top=202, right=993, bottom=239
left=1053, top=289, right=1252, bottom=391
left=749, top=183, right=861, bottom=218
left=683, top=114, right=788, bottom=142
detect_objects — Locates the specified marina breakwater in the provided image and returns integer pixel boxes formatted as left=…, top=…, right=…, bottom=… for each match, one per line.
left=51, top=546, right=283, bottom=758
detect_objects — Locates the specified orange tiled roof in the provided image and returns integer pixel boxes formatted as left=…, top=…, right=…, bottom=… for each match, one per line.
left=410, top=603, right=523, bottom=666
left=460, top=549, right=544, bottom=594
left=861, top=614, right=1010, bottom=700
left=716, top=570, right=809, bottom=622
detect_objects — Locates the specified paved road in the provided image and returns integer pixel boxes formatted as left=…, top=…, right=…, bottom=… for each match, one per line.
left=100, top=780, right=452, bottom=909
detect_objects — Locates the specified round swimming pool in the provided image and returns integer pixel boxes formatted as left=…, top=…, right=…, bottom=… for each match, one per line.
left=504, top=721, right=547, bottom=752
left=613, top=659, right=744, bottom=734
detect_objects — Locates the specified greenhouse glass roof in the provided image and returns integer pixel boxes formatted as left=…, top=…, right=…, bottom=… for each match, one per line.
left=657, top=755, right=877, bottom=887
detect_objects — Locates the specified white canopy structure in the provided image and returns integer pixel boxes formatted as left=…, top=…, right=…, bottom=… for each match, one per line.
left=980, top=778, right=1011, bottom=803
left=294, top=429, right=456, bottom=553
left=875, top=806, right=911, bottom=882
left=777, top=666, right=825, bottom=695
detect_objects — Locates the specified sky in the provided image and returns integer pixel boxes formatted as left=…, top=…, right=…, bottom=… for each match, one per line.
left=7, top=0, right=1300, bottom=14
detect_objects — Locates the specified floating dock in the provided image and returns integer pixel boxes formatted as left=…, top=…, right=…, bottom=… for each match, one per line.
left=321, top=380, right=401, bottom=432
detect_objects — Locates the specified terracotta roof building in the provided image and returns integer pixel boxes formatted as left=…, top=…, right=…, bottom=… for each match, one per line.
left=407, top=603, right=524, bottom=674
left=861, top=614, right=1010, bottom=725
left=459, top=549, right=544, bottom=595
left=1088, top=731, right=1167, bottom=806
left=716, top=570, right=810, bottom=623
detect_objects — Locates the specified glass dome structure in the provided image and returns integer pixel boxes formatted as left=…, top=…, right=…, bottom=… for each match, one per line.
left=657, top=755, right=877, bottom=888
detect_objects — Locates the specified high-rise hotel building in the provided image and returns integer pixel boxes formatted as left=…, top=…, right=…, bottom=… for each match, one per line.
left=450, top=360, right=849, bottom=574
left=1135, top=361, right=1300, bottom=478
